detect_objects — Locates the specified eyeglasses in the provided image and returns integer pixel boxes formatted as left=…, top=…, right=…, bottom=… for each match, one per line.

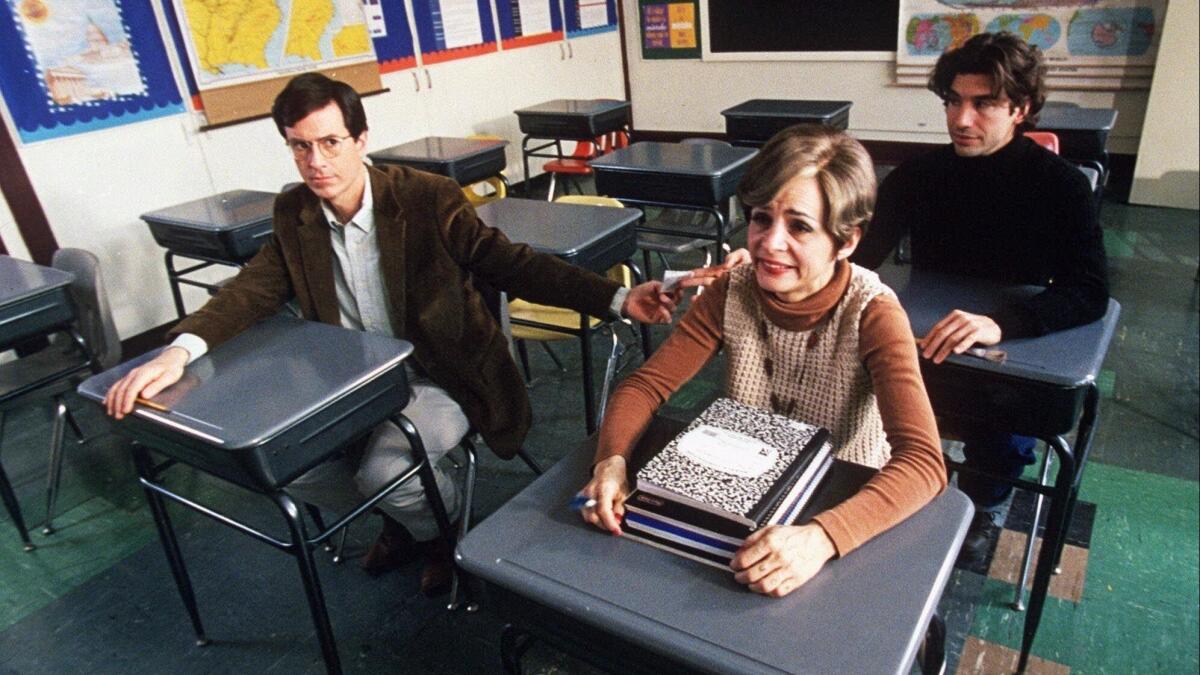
left=286, top=135, right=355, bottom=159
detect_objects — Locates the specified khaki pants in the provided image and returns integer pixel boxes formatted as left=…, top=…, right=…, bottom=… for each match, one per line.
left=287, top=379, right=470, bottom=541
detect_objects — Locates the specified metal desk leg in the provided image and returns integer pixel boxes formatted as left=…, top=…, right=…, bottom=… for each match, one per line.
left=165, top=252, right=188, bottom=320
left=711, top=206, right=728, bottom=263
left=131, top=444, right=209, bottom=646
left=918, top=612, right=946, bottom=675
left=1055, top=385, right=1101, bottom=571
left=390, top=414, right=454, bottom=540
left=627, top=260, right=654, bottom=358
left=1, top=439, right=35, bottom=551
left=1013, top=449, right=1053, bottom=611
left=271, top=491, right=341, bottom=675
left=579, top=313, right=596, bottom=435
left=1018, top=434, right=1076, bottom=673
left=41, top=397, right=70, bottom=535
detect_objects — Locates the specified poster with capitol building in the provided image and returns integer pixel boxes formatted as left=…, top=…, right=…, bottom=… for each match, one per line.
left=896, top=0, right=1167, bottom=90
left=0, top=0, right=184, bottom=142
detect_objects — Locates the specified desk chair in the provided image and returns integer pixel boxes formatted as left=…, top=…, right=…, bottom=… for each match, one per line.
left=0, top=249, right=119, bottom=549
left=1024, top=131, right=1060, bottom=154
left=636, top=138, right=739, bottom=280
left=463, top=135, right=509, bottom=207
left=1024, top=131, right=1104, bottom=212
left=508, top=195, right=643, bottom=429
left=543, top=131, right=629, bottom=201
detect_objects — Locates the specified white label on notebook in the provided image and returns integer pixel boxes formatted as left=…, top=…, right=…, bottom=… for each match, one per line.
left=661, top=270, right=690, bottom=293
left=677, top=424, right=777, bottom=478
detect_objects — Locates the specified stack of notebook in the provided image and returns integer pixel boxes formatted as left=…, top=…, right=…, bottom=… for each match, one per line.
left=622, top=398, right=834, bottom=569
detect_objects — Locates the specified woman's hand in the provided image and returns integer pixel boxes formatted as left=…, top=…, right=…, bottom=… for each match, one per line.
left=674, top=248, right=753, bottom=292
left=579, top=455, right=629, bottom=535
left=730, top=523, right=837, bottom=597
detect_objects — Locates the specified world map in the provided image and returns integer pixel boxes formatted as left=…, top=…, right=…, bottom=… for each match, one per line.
left=986, top=14, right=1061, bottom=50
left=178, top=0, right=373, bottom=86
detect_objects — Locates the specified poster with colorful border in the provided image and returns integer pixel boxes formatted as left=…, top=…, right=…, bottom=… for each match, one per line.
left=639, top=0, right=698, bottom=58
left=410, top=0, right=497, bottom=64
left=565, top=0, right=617, bottom=38
left=496, top=0, right=562, bottom=50
left=0, top=0, right=184, bottom=143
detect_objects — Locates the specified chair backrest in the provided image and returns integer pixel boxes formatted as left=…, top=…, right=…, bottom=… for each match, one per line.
left=463, top=176, right=507, bottom=207
left=1024, top=131, right=1060, bottom=155
left=553, top=195, right=632, bottom=286
left=603, top=130, right=630, bottom=153
left=51, top=249, right=121, bottom=369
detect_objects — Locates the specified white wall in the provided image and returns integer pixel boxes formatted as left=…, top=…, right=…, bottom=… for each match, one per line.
left=619, top=0, right=1150, bottom=154
left=1130, top=0, right=1199, bottom=210
left=0, top=192, right=30, bottom=261
left=6, top=31, right=625, bottom=340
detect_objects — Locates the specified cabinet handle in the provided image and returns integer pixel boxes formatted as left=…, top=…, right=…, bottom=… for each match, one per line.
left=411, top=70, right=420, bottom=91
left=567, top=42, right=573, bottom=58
left=559, top=42, right=566, bottom=60
left=425, top=69, right=433, bottom=89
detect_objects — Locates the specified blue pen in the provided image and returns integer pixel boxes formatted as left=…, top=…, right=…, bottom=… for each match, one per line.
left=569, top=494, right=597, bottom=511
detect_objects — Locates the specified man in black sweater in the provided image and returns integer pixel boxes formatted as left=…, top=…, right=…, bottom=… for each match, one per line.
left=852, top=32, right=1109, bottom=561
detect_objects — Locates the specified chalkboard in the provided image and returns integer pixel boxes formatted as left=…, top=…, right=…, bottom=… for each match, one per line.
left=707, top=0, right=897, bottom=55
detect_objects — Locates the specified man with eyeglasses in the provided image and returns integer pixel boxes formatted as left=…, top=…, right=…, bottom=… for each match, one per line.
left=851, top=32, right=1108, bottom=564
left=105, top=72, right=682, bottom=595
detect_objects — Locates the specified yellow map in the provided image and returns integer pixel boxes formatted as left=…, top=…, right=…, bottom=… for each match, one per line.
left=176, top=0, right=374, bottom=85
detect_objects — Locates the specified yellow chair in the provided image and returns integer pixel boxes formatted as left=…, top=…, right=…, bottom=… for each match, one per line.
left=463, top=134, right=508, bottom=207
left=508, top=195, right=641, bottom=431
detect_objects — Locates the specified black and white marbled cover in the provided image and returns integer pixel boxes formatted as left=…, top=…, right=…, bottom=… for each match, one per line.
left=635, top=398, right=825, bottom=520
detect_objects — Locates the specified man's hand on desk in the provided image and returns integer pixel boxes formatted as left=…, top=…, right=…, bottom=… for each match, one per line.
left=104, top=346, right=189, bottom=419
left=579, top=455, right=629, bottom=536
left=731, top=523, right=836, bottom=598
left=918, top=309, right=1002, bottom=364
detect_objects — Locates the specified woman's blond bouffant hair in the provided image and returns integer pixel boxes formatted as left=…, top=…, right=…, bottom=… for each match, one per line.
left=736, top=124, right=877, bottom=248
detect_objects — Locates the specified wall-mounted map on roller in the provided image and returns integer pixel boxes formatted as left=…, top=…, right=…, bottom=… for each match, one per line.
left=170, top=0, right=382, bottom=125
left=896, top=0, right=1165, bottom=90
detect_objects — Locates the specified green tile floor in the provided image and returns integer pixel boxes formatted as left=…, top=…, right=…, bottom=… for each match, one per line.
left=1, top=198, right=1197, bottom=673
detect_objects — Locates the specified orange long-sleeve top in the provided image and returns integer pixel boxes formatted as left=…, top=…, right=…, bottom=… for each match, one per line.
left=595, top=262, right=947, bottom=556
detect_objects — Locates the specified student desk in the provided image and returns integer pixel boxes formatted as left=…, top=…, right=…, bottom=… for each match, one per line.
left=721, top=99, right=853, bottom=147
left=589, top=142, right=757, bottom=267
left=513, top=99, right=632, bottom=196
left=878, top=263, right=1120, bottom=672
left=0, top=256, right=94, bottom=550
left=475, top=198, right=649, bottom=433
left=141, top=190, right=276, bottom=319
left=1036, top=106, right=1118, bottom=181
left=457, top=415, right=973, bottom=675
left=368, top=136, right=508, bottom=186
left=76, top=315, right=454, bottom=675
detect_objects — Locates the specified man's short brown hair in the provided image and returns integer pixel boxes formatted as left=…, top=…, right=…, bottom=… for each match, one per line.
left=928, top=32, right=1047, bottom=130
left=271, top=72, right=368, bottom=139
left=736, top=124, right=877, bottom=248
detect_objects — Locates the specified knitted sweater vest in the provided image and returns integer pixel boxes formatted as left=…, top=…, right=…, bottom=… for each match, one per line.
left=723, top=263, right=895, bottom=468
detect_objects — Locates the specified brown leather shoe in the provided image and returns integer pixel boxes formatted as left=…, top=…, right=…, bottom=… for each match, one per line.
left=419, top=537, right=454, bottom=597
left=360, top=513, right=420, bottom=576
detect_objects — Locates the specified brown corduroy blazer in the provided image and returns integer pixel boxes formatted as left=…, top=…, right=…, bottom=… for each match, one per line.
left=170, top=164, right=620, bottom=457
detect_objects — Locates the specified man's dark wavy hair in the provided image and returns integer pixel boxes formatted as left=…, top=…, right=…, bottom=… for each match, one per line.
left=271, top=72, right=368, bottom=139
left=928, top=32, right=1047, bottom=131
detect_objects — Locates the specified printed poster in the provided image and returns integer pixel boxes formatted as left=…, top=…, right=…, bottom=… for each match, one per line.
left=640, top=0, right=699, bottom=59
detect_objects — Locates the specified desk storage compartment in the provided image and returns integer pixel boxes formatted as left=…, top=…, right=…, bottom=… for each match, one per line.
left=117, top=371, right=408, bottom=492
left=921, top=364, right=1087, bottom=439
left=517, top=101, right=631, bottom=139
left=593, top=166, right=743, bottom=207
left=722, top=101, right=852, bottom=145
left=144, top=217, right=273, bottom=262
left=373, top=144, right=506, bottom=185
left=557, top=223, right=639, bottom=274
left=0, top=286, right=74, bottom=348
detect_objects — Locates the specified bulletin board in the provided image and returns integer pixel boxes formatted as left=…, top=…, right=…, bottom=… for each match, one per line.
left=0, top=0, right=185, bottom=143
left=563, top=0, right=618, bottom=39
left=367, top=0, right=418, bottom=73
left=410, top=0, right=498, bottom=64
left=497, top=0, right=563, bottom=50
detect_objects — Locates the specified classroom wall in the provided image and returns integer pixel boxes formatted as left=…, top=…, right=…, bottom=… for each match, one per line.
left=618, top=0, right=1150, bottom=154
left=3, top=31, right=625, bottom=341
left=1130, top=0, right=1200, bottom=211
left=0, top=194, right=30, bottom=261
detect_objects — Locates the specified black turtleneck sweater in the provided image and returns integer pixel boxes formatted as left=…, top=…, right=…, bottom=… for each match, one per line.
left=852, top=135, right=1109, bottom=339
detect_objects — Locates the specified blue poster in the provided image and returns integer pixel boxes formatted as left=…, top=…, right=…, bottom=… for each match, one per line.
left=0, top=0, right=184, bottom=142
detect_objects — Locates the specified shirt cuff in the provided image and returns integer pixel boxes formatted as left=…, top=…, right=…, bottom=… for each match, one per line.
left=169, top=333, right=208, bottom=365
left=609, top=286, right=630, bottom=319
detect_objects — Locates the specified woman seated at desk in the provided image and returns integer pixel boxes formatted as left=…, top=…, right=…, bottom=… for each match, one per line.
left=579, top=125, right=946, bottom=597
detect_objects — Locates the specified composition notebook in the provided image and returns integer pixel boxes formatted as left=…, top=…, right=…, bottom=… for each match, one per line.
left=623, top=398, right=833, bottom=567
